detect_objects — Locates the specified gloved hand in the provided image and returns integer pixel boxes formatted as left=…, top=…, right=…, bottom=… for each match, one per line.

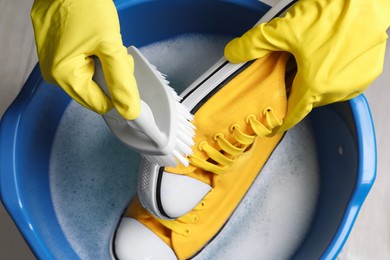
left=31, top=0, right=140, bottom=120
left=225, top=0, right=390, bottom=133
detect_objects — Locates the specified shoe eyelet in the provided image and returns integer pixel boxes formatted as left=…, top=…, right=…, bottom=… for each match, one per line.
left=263, top=106, right=273, bottom=115
left=198, top=141, right=208, bottom=151
left=184, top=228, right=191, bottom=237
left=193, top=215, right=199, bottom=223
left=230, top=124, right=241, bottom=132
left=213, top=133, right=224, bottom=141
left=200, top=200, right=207, bottom=208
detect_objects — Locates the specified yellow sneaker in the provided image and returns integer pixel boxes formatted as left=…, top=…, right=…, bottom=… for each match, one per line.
left=113, top=51, right=291, bottom=259
left=139, top=51, right=290, bottom=219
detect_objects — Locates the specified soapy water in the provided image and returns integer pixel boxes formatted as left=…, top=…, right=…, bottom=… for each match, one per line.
left=49, top=34, right=320, bottom=259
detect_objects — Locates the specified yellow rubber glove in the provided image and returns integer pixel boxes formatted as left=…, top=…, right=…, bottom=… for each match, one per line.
left=31, top=0, right=140, bottom=120
left=225, top=0, right=390, bottom=133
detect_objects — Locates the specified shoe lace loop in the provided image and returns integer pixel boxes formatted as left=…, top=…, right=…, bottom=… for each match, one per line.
left=189, top=107, right=282, bottom=175
left=231, top=124, right=256, bottom=145
left=198, top=141, right=235, bottom=165
left=247, top=107, right=282, bottom=136
left=213, top=133, right=245, bottom=157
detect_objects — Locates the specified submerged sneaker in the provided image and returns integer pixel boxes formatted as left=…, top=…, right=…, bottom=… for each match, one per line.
left=138, top=51, right=290, bottom=219
left=113, top=51, right=291, bottom=259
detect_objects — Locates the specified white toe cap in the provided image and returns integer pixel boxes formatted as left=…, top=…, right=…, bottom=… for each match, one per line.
left=160, top=172, right=211, bottom=218
left=113, top=217, right=177, bottom=260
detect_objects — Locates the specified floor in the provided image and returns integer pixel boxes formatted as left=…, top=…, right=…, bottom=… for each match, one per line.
left=0, top=0, right=389, bottom=259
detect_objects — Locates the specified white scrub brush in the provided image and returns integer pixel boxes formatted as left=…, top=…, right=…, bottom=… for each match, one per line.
left=93, top=46, right=195, bottom=167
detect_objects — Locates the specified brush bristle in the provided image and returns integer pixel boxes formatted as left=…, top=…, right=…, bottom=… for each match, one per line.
left=144, top=61, right=196, bottom=167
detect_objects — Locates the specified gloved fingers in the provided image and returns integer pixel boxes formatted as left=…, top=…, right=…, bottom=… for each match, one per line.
left=97, top=44, right=141, bottom=120
left=277, top=44, right=386, bottom=134
left=56, top=55, right=114, bottom=114
left=224, top=20, right=292, bottom=64
left=273, top=79, right=314, bottom=134
left=31, top=0, right=140, bottom=118
left=223, top=0, right=313, bottom=64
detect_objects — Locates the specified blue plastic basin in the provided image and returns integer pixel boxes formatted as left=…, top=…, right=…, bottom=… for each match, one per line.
left=0, top=0, right=376, bottom=259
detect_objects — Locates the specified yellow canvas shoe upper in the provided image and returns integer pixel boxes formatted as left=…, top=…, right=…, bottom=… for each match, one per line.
left=165, top=51, right=289, bottom=182
left=122, top=51, right=291, bottom=259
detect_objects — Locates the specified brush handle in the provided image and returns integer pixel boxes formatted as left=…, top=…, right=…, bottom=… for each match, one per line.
left=126, top=101, right=168, bottom=151
left=93, top=56, right=169, bottom=151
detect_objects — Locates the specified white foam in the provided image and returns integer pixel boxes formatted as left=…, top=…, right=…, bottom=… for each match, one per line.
left=49, top=33, right=320, bottom=259
left=139, top=34, right=231, bottom=94
left=49, top=103, right=140, bottom=259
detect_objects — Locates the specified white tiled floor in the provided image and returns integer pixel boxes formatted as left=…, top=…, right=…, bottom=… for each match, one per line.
left=0, top=0, right=389, bottom=259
